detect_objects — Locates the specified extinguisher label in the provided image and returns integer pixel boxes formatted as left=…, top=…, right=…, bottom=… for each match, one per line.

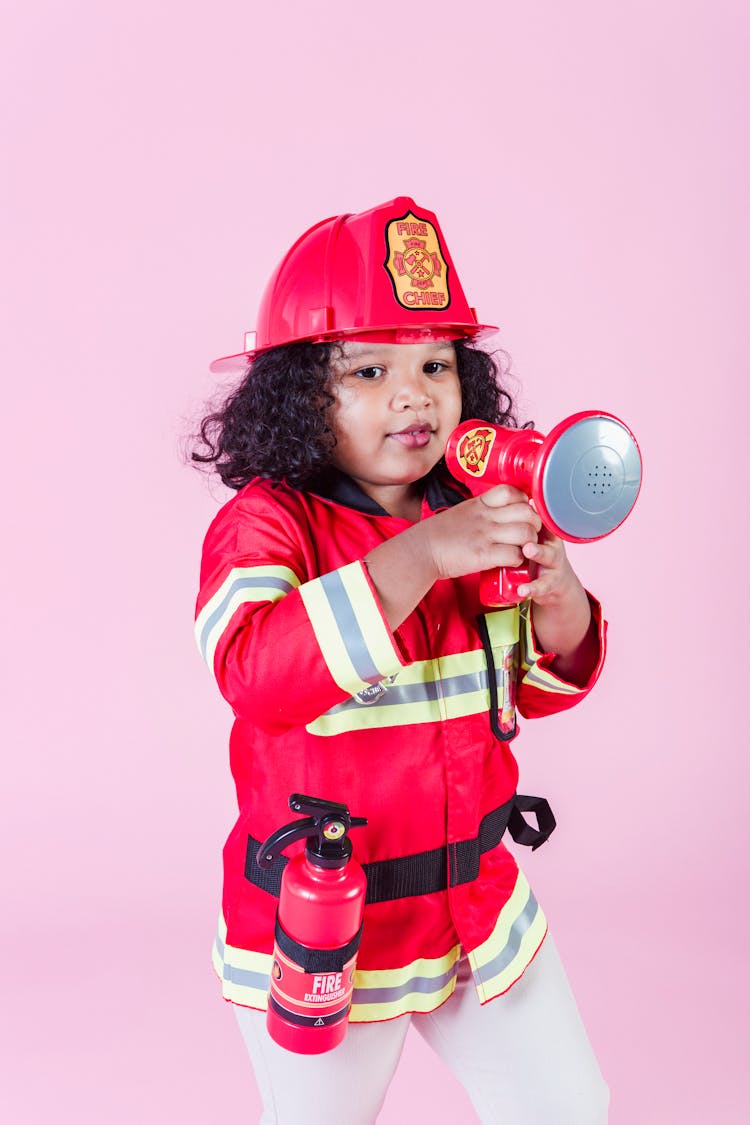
left=268, top=943, right=357, bottom=1026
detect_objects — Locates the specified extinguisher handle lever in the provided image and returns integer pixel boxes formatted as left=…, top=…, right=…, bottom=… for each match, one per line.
left=256, top=817, right=318, bottom=868
left=289, top=794, right=349, bottom=820
left=257, top=794, right=369, bottom=870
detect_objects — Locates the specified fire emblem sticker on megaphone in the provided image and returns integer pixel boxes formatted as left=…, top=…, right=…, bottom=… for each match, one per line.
left=455, top=426, right=496, bottom=478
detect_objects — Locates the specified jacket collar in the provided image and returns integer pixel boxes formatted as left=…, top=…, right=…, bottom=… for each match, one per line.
left=308, top=468, right=466, bottom=517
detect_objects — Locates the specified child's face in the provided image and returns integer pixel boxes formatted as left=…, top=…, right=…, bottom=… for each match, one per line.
left=327, top=340, right=462, bottom=505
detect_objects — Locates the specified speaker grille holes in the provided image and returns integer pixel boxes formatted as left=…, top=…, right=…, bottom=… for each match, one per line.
left=586, top=466, right=615, bottom=496
left=541, top=415, right=642, bottom=539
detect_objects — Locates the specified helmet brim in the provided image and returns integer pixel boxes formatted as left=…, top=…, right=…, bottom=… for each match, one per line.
left=210, top=322, right=500, bottom=374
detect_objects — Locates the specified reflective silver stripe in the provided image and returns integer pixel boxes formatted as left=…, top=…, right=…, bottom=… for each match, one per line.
left=214, top=931, right=270, bottom=991
left=198, top=575, right=296, bottom=661
left=319, top=570, right=382, bottom=685
left=471, top=886, right=540, bottom=988
left=320, top=664, right=504, bottom=717
left=352, top=962, right=459, bottom=1006
left=222, top=963, right=271, bottom=990
left=213, top=896, right=545, bottom=1016
left=522, top=666, right=581, bottom=695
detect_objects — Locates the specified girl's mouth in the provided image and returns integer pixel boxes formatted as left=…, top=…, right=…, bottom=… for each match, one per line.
left=388, top=425, right=433, bottom=449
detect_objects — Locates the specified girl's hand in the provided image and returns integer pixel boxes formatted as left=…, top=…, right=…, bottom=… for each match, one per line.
left=514, top=528, right=599, bottom=684
left=423, top=485, right=543, bottom=582
left=515, top=528, right=578, bottom=605
left=365, top=485, right=541, bottom=632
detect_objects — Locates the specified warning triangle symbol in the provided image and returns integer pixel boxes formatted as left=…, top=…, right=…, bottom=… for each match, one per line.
left=314, top=1017, right=325, bottom=1026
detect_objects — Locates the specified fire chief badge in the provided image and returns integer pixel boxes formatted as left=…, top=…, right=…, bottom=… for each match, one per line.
left=455, top=426, right=496, bottom=478
left=384, top=210, right=451, bottom=310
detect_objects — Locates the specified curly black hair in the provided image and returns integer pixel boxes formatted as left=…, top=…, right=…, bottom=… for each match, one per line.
left=192, top=339, right=526, bottom=491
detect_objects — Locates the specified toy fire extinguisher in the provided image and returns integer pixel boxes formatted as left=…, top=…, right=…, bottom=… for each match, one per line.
left=256, top=794, right=368, bottom=1054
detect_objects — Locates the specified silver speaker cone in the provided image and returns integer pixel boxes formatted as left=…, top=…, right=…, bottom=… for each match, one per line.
left=541, top=416, right=642, bottom=540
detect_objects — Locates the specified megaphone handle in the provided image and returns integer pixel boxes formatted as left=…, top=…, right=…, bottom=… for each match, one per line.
left=479, top=564, right=531, bottom=607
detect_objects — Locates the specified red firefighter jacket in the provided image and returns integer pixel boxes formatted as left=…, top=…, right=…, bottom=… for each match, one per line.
left=195, top=472, right=606, bottom=1021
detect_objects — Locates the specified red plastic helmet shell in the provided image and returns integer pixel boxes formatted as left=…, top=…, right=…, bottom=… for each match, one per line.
left=210, top=196, right=497, bottom=372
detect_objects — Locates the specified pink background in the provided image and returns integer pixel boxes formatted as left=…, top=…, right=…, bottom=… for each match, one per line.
left=2, top=2, right=747, bottom=1121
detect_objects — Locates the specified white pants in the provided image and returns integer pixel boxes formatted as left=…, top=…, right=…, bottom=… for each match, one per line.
left=233, top=935, right=609, bottom=1125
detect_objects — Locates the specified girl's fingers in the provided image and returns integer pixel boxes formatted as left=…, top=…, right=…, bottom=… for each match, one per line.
left=487, top=544, right=526, bottom=569
left=479, top=484, right=531, bottom=508
left=516, top=576, right=553, bottom=600
left=479, top=493, right=543, bottom=532
left=489, top=522, right=541, bottom=547
left=522, top=540, right=563, bottom=568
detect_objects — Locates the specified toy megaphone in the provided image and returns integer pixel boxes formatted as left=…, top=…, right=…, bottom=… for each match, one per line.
left=445, top=411, right=642, bottom=605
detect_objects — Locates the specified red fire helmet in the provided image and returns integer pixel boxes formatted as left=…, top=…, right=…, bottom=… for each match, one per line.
left=210, top=196, right=497, bottom=373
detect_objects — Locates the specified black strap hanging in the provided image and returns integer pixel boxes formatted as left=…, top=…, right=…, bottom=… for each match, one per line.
left=476, top=614, right=517, bottom=742
left=507, top=794, right=556, bottom=851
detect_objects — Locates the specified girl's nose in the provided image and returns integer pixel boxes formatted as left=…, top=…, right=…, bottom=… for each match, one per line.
left=391, top=370, right=432, bottom=410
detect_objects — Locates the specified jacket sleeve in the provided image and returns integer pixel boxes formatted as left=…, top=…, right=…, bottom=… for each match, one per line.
left=515, top=593, right=607, bottom=719
left=194, top=488, right=408, bottom=732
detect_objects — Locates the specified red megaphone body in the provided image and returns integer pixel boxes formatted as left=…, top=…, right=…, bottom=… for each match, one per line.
left=445, top=411, right=642, bottom=605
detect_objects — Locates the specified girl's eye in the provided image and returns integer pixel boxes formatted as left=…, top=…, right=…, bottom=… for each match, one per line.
left=423, top=361, right=447, bottom=375
left=354, top=366, right=384, bottom=380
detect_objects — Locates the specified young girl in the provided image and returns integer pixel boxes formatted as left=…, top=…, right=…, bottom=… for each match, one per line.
left=194, top=197, right=609, bottom=1124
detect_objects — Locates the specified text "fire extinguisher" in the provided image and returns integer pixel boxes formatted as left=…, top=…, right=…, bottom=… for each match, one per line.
left=256, top=794, right=368, bottom=1054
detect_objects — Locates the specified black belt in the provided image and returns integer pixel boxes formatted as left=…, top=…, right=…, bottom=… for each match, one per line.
left=244, top=794, right=555, bottom=905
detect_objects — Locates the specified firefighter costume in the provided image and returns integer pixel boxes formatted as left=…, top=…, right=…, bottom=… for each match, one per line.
left=197, top=196, right=607, bottom=1026
left=196, top=470, right=605, bottom=1022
